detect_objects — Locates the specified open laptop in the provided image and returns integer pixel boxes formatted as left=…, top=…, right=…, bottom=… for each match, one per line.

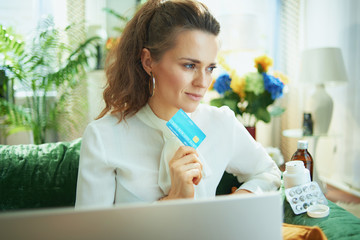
left=0, top=192, right=282, bottom=240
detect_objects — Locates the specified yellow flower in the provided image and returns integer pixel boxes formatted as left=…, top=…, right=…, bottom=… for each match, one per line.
left=230, top=74, right=246, bottom=98
left=273, top=71, right=289, bottom=84
left=208, top=78, right=216, bottom=90
left=254, top=55, right=273, bottom=73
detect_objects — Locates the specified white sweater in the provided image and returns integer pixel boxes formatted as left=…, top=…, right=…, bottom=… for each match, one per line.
left=75, top=104, right=281, bottom=208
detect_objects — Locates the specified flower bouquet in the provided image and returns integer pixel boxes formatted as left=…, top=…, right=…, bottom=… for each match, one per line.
left=210, top=55, right=287, bottom=126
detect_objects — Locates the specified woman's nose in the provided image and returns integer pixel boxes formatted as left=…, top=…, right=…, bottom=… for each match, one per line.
left=193, top=69, right=209, bottom=88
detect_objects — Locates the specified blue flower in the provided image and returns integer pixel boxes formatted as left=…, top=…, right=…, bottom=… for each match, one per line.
left=214, top=73, right=231, bottom=94
left=262, top=73, right=284, bottom=100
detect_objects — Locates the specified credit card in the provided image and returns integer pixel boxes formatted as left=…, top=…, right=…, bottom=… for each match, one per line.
left=166, top=109, right=206, bottom=149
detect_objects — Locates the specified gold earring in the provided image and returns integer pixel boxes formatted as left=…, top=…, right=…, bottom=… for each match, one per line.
left=149, top=72, right=155, bottom=97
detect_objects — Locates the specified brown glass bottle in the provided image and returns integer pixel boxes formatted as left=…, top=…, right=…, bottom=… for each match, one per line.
left=291, top=140, right=313, bottom=180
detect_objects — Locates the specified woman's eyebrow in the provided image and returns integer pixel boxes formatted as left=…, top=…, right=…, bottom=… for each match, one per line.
left=178, top=57, right=200, bottom=63
left=178, top=57, right=216, bottom=65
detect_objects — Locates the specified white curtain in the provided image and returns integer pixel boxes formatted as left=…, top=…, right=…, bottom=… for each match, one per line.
left=301, top=0, right=360, bottom=193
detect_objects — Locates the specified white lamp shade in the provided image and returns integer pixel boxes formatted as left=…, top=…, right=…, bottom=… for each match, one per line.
left=299, top=47, right=348, bottom=85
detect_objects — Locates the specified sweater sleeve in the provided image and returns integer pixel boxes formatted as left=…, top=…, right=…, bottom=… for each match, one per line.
left=223, top=110, right=281, bottom=194
left=75, top=123, right=116, bottom=208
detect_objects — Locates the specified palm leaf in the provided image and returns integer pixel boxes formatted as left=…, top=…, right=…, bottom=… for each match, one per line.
left=102, top=7, right=130, bottom=22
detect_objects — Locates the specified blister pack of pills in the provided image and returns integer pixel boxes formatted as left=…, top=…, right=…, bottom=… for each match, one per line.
left=285, top=181, right=328, bottom=215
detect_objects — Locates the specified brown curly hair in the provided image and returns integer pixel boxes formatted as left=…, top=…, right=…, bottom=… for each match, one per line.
left=97, top=0, right=220, bottom=121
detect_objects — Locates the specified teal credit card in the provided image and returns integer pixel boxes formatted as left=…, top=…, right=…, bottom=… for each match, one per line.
left=166, top=109, right=206, bottom=149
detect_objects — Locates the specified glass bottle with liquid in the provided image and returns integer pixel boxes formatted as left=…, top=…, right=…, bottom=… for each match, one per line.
left=291, top=140, right=313, bottom=180
left=302, top=113, right=313, bottom=136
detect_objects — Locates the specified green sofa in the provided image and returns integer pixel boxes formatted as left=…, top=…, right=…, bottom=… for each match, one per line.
left=0, top=139, right=81, bottom=210
left=1, top=139, right=360, bottom=239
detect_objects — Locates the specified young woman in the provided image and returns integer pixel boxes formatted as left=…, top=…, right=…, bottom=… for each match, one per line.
left=76, top=0, right=281, bottom=208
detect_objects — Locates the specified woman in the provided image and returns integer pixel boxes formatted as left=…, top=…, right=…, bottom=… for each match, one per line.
left=76, top=0, right=281, bottom=208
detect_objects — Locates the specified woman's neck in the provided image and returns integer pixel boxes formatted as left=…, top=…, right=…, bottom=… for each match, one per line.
left=147, top=98, right=178, bottom=121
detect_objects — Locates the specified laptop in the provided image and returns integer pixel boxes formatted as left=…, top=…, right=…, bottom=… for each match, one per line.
left=0, top=192, right=282, bottom=240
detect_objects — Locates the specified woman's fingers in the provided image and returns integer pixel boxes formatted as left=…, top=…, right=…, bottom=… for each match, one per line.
left=170, top=146, right=202, bottom=169
left=187, top=168, right=202, bottom=185
left=170, top=151, right=203, bottom=183
left=191, top=169, right=202, bottom=185
left=172, top=146, right=198, bottom=160
left=171, top=153, right=202, bottom=169
left=185, top=162, right=202, bottom=172
left=180, top=162, right=203, bottom=184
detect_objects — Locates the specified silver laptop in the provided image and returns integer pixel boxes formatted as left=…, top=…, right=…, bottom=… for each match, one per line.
left=0, top=192, right=282, bottom=240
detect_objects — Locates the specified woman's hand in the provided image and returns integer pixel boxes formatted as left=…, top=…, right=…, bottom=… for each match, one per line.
left=164, top=146, right=203, bottom=200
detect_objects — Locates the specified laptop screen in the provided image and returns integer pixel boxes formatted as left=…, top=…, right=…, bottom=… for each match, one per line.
left=0, top=192, right=282, bottom=240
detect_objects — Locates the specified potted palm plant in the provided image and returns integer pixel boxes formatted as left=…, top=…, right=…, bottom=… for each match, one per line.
left=0, top=17, right=100, bottom=144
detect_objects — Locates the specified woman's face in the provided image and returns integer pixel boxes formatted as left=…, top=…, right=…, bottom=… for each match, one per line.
left=148, top=30, right=219, bottom=120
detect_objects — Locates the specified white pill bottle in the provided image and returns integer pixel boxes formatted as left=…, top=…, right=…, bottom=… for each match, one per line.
left=283, top=161, right=311, bottom=189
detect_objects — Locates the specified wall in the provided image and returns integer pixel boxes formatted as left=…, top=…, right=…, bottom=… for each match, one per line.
left=302, top=0, right=360, bottom=193
left=0, top=0, right=37, bottom=36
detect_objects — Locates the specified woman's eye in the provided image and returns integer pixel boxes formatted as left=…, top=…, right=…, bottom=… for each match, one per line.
left=207, top=66, right=217, bottom=73
left=184, top=64, right=195, bottom=69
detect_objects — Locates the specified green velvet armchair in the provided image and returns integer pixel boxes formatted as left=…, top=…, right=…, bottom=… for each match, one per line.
left=0, top=139, right=359, bottom=239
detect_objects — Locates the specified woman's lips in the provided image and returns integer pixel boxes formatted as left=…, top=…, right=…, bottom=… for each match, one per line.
left=186, top=92, right=203, bottom=101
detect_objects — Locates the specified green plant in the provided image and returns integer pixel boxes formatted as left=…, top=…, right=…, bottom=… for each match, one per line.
left=0, top=17, right=100, bottom=144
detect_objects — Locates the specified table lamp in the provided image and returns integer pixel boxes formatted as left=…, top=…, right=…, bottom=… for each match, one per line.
left=299, top=47, right=348, bottom=135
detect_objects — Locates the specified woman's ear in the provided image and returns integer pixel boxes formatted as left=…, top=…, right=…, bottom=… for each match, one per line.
left=141, top=48, right=152, bottom=75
